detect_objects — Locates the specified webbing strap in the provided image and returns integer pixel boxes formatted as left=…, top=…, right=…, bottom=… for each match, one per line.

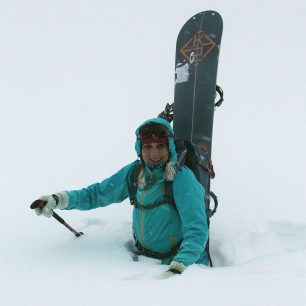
left=127, top=161, right=142, bottom=206
left=128, top=162, right=176, bottom=211
left=134, top=199, right=170, bottom=210
left=134, top=236, right=181, bottom=260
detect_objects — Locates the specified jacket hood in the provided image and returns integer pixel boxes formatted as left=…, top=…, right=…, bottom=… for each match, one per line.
left=135, top=117, right=177, bottom=164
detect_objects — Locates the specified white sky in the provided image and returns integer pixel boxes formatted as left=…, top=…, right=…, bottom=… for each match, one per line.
left=0, top=1, right=305, bottom=304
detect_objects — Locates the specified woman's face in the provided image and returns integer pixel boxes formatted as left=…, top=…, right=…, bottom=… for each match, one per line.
left=141, top=142, right=169, bottom=166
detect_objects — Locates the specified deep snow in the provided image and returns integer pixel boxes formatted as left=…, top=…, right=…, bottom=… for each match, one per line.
left=1, top=1, right=306, bottom=305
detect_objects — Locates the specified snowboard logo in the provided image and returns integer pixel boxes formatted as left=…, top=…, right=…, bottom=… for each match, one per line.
left=180, top=30, right=216, bottom=66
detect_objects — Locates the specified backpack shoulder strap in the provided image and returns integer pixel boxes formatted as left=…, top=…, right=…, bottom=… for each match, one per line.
left=128, top=161, right=177, bottom=211
left=164, top=181, right=177, bottom=211
left=127, top=161, right=142, bottom=205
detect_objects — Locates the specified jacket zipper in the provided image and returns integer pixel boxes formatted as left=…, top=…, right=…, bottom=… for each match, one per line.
left=139, top=169, right=156, bottom=245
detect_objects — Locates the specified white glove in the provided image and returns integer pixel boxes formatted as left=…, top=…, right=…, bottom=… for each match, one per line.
left=159, top=261, right=186, bottom=279
left=35, top=192, right=69, bottom=218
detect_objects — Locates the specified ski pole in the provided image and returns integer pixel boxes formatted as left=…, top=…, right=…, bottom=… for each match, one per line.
left=30, top=200, right=84, bottom=237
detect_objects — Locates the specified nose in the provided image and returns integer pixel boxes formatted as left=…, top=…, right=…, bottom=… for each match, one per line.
left=150, top=147, right=161, bottom=160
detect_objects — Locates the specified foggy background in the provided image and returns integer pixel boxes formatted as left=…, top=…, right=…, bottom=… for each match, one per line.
left=1, top=0, right=304, bottom=223
left=0, top=1, right=305, bottom=304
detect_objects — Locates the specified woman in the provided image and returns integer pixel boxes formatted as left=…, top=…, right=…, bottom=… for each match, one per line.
left=34, top=117, right=209, bottom=276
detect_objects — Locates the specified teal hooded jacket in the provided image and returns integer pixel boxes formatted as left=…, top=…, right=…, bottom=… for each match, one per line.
left=64, top=118, right=209, bottom=266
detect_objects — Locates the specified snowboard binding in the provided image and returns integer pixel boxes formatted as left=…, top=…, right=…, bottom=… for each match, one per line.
left=158, top=85, right=224, bottom=123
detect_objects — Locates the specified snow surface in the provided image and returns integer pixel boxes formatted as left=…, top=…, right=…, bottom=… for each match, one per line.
left=1, top=1, right=306, bottom=305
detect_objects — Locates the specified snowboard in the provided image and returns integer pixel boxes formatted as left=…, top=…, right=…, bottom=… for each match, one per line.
left=173, top=10, right=223, bottom=154
left=173, top=11, right=223, bottom=215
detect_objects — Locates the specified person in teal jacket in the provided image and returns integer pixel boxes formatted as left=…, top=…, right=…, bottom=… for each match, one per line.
left=34, top=118, right=209, bottom=276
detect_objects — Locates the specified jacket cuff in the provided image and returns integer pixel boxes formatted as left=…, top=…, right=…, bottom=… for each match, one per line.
left=53, top=191, right=69, bottom=209
left=168, top=261, right=186, bottom=274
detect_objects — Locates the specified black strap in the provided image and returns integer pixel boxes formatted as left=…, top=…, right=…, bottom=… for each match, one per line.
left=128, top=162, right=176, bottom=211
left=134, top=201, right=168, bottom=210
left=134, top=235, right=181, bottom=260
left=127, top=161, right=142, bottom=206
left=215, top=85, right=224, bottom=107
left=207, top=191, right=218, bottom=218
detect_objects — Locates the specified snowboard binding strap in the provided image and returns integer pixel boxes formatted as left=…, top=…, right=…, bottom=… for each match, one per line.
left=215, top=85, right=224, bottom=107
left=158, top=85, right=224, bottom=123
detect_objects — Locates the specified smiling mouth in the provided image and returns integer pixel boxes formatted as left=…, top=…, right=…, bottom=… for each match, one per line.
left=146, top=158, right=167, bottom=169
left=149, top=159, right=163, bottom=163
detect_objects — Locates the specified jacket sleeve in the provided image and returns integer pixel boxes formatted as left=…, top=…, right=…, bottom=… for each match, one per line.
left=64, top=162, right=135, bottom=210
left=172, top=166, right=208, bottom=266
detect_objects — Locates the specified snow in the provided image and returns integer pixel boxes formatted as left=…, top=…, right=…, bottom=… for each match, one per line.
left=1, top=0, right=306, bottom=305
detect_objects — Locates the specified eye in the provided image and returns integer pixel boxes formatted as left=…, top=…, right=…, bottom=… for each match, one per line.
left=157, top=144, right=167, bottom=149
left=143, top=144, right=152, bottom=150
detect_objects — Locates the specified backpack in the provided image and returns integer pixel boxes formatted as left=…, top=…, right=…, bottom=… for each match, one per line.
left=127, top=139, right=218, bottom=266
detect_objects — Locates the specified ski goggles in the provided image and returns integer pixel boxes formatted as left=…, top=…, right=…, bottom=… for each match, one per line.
left=138, top=122, right=172, bottom=139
